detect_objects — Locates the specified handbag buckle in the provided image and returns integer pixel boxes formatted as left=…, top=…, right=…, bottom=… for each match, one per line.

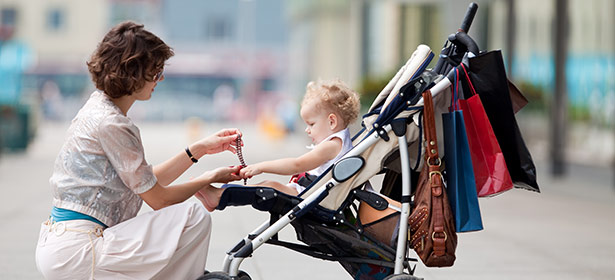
left=429, top=171, right=442, bottom=184
left=427, top=157, right=441, bottom=167
left=432, top=231, right=447, bottom=242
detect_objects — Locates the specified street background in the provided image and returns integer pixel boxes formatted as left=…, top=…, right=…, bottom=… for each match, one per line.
left=1, top=0, right=614, bottom=279
left=1, top=120, right=614, bottom=280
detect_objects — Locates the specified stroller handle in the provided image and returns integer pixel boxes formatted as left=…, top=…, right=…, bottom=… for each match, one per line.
left=452, top=32, right=479, bottom=55
left=460, top=2, right=479, bottom=33
left=433, top=3, right=479, bottom=74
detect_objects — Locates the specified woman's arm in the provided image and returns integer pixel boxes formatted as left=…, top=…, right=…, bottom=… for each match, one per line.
left=241, top=138, right=342, bottom=177
left=153, top=151, right=193, bottom=187
left=154, top=128, right=241, bottom=186
left=140, top=165, right=241, bottom=210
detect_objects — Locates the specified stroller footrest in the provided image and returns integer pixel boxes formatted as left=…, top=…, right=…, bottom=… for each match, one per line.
left=218, top=185, right=301, bottom=214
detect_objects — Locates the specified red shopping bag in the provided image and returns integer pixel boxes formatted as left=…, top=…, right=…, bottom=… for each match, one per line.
left=457, top=64, right=513, bottom=197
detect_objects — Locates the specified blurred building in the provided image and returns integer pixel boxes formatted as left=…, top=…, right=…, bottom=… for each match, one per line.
left=1, top=0, right=110, bottom=125
left=148, top=0, right=290, bottom=122
left=111, top=0, right=290, bottom=122
left=504, top=0, right=614, bottom=125
left=1, top=0, right=109, bottom=91
left=1, top=0, right=613, bottom=124
left=286, top=0, right=488, bottom=95
left=287, top=0, right=614, bottom=125
left=1, top=0, right=109, bottom=150
left=0, top=0, right=291, bottom=123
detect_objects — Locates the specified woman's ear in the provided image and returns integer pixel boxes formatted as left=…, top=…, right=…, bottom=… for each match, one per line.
left=328, top=113, right=339, bottom=130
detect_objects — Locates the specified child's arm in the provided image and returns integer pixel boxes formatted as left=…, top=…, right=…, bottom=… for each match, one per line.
left=241, top=138, right=342, bottom=177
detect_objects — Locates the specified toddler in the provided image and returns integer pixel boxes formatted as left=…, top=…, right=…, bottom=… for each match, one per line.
left=196, top=78, right=360, bottom=211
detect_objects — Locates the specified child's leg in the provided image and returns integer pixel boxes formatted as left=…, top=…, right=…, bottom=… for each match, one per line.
left=254, top=180, right=299, bottom=196
left=195, top=181, right=299, bottom=212
left=195, top=185, right=223, bottom=212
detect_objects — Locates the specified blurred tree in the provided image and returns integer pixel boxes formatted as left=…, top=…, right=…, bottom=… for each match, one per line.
left=551, top=0, right=569, bottom=176
left=358, top=75, right=391, bottom=111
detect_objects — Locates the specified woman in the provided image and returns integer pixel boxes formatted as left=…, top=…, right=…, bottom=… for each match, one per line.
left=35, top=21, right=242, bottom=279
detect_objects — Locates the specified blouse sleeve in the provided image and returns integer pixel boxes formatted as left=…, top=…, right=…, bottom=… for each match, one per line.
left=99, top=116, right=157, bottom=194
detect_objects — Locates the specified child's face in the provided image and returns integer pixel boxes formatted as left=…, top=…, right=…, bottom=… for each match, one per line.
left=300, top=99, right=334, bottom=144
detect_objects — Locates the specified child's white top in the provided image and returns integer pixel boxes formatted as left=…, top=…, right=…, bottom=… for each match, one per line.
left=309, top=128, right=353, bottom=176
left=291, top=128, right=353, bottom=194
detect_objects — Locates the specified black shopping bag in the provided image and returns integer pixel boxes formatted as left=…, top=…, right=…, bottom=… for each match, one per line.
left=462, top=50, right=539, bottom=192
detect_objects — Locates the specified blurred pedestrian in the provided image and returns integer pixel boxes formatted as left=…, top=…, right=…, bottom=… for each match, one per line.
left=35, top=21, right=242, bottom=280
left=0, top=19, right=34, bottom=151
left=0, top=22, right=33, bottom=104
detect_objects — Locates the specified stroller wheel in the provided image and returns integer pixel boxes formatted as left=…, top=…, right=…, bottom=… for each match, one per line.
left=197, top=271, right=231, bottom=280
left=197, top=271, right=252, bottom=280
left=237, top=270, right=252, bottom=280
left=383, top=274, right=424, bottom=280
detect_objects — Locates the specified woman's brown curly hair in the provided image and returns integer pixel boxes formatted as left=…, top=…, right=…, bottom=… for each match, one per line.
left=87, top=21, right=174, bottom=98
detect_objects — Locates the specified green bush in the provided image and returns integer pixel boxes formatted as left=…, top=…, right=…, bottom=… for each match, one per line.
left=516, top=80, right=547, bottom=112
left=516, top=80, right=593, bottom=123
left=358, top=75, right=393, bottom=110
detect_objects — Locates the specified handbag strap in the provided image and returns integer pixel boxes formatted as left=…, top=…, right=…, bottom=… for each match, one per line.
left=422, top=90, right=440, bottom=169
left=421, top=90, right=447, bottom=256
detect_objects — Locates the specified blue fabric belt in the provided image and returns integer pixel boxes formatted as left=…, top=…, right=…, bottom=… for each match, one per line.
left=50, top=207, right=107, bottom=228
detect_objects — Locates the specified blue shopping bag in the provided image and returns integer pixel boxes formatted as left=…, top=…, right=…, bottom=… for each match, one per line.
left=442, top=68, right=483, bottom=232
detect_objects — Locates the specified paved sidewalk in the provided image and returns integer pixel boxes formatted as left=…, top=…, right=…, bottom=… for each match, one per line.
left=1, top=121, right=614, bottom=279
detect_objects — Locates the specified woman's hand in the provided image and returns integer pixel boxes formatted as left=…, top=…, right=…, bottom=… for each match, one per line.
left=239, top=163, right=263, bottom=179
left=194, top=128, right=242, bottom=157
left=199, top=165, right=242, bottom=184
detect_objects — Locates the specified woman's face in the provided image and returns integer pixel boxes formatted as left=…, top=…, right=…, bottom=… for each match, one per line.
left=300, top=99, right=334, bottom=144
left=133, top=71, right=164, bottom=101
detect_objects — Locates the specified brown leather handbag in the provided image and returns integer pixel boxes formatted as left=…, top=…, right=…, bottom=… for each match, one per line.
left=408, top=90, right=457, bottom=267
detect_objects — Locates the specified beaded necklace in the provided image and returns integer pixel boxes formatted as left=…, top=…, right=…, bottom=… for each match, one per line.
left=236, top=135, right=247, bottom=185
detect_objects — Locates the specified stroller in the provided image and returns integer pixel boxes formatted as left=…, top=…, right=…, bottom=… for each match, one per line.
left=200, top=4, right=482, bottom=280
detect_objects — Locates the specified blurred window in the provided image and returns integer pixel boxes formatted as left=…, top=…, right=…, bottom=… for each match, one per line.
left=261, top=78, right=275, bottom=92
left=23, top=73, right=89, bottom=98
left=1, top=7, right=16, bottom=26
left=155, top=75, right=237, bottom=98
left=110, top=3, right=153, bottom=26
left=206, top=17, right=232, bottom=41
left=46, top=8, right=65, bottom=31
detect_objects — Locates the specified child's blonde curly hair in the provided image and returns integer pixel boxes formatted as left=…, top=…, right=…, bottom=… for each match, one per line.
left=302, top=78, right=360, bottom=127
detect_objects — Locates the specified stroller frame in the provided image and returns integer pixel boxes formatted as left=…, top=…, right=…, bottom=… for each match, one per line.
left=209, top=3, right=480, bottom=279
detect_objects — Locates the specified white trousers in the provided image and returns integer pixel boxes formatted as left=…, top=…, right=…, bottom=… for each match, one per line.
left=35, top=201, right=211, bottom=280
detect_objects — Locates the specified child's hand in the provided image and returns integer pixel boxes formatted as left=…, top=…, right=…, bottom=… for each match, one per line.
left=239, top=164, right=262, bottom=179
